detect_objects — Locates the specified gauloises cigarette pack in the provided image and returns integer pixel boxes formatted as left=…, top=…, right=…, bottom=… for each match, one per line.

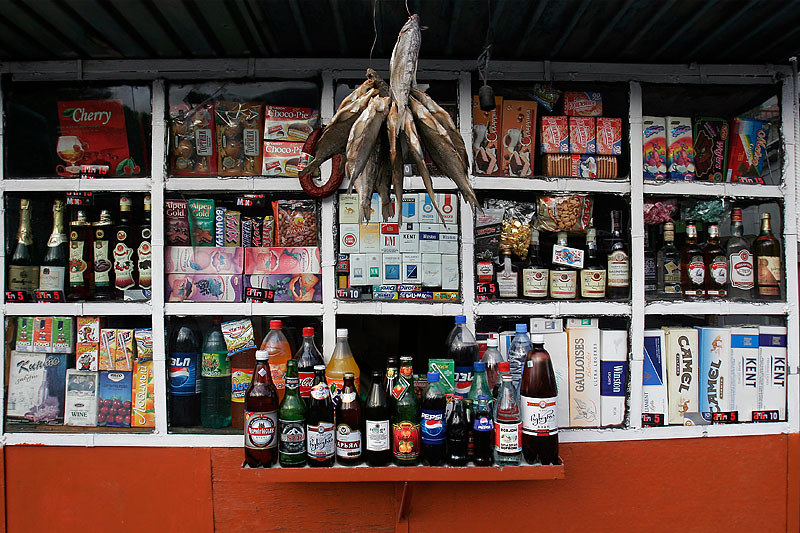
left=758, top=326, right=787, bottom=419
left=263, top=105, right=320, bottom=142
left=600, top=330, right=627, bottom=427
left=693, top=118, right=728, bottom=182
left=472, top=95, right=503, bottom=175
left=663, top=327, right=698, bottom=425
left=563, top=92, right=602, bottom=116
left=596, top=117, right=622, bottom=155
left=567, top=326, right=600, bottom=427
left=727, top=118, right=770, bottom=183
left=698, top=327, right=732, bottom=414
left=569, top=117, right=596, bottom=154
left=642, top=330, right=667, bottom=417
left=500, top=100, right=537, bottom=177
left=262, top=141, right=304, bottom=177
left=731, top=327, right=759, bottom=422
left=642, top=116, right=667, bottom=180
left=165, top=246, right=245, bottom=275
left=166, top=274, right=243, bottom=302
left=666, top=116, right=695, bottom=180
left=165, top=199, right=190, bottom=246
left=540, top=116, right=569, bottom=154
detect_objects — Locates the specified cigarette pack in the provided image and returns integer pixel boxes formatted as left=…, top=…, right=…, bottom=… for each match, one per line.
left=262, top=140, right=304, bottom=177
left=348, top=254, right=367, bottom=286
left=642, top=330, right=668, bottom=417
left=263, top=105, right=320, bottom=142
left=402, top=253, right=422, bottom=285
left=339, top=193, right=359, bottom=224
left=383, top=195, right=399, bottom=223
left=567, top=327, right=600, bottom=427
left=419, top=231, right=439, bottom=253
left=596, top=117, right=623, bottom=155
left=758, top=326, right=787, bottom=419
left=543, top=331, right=569, bottom=429
left=500, top=100, right=537, bottom=177
left=115, top=329, right=135, bottom=371
left=188, top=198, right=215, bottom=246
left=214, top=207, right=226, bottom=247
left=642, top=116, right=667, bottom=180
left=98, top=371, right=132, bottom=427
left=693, top=117, right=728, bottom=182
left=15, top=316, right=34, bottom=352
left=165, top=199, right=190, bottom=246
left=369, top=193, right=382, bottom=224
left=600, top=330, right=628, bottom=427
left=51, top=317, right=73, bottom=354
left=727, top=118, right=770, bottom=183
left=472, top=95, right=503, bottom=175
left=428, top=359, right=455, bottom=396
left=530, top=318, right=563, bottom=333
left=382, top=253, right=402, bottom=285
left=165, top=274, right=243, bottom=302
left=421, top=260, right=442, bottom=287
left=731, top=327, right=759, bottom=422
left=698, top=327, right=732, bottom=413
left=134, top=328, right=153, bottom=361
left=366, top=254, right=382, bottom=286
left=401, top=195, right=419, bottom=222
left=441, top=254, right=459, bottom=290
left=563, top=91, right=603, bottom=116
left=33, top=317, right=53, bottom=352
left=340, top=224, right=360, bottom=253
left=165, top=246, right=245, bottom=274
left=566, top=318, right=598, bottom=329
left=663, top=327, right=699, bottom=424
left=359, top=224, right=380, bottom=253
left=243, top=247, right=322, bottom=275
left=99, top=329, right=117, bottom=371
left=666, top=116, right=695, bottom=180
left=540, top=116, right=569, bottom=154
left=131, top=359, right=156, bottom=428
left=381, top=230, right=399, bottom=254
left=65, top=370, right=99, bottom=427
left=419, top=193, right=439, bottom=223
left=224, top=210, right=241, bottom=247
left=439, top=233, right=459, bottom=254
left=437, top=193, right=458, bottom=227
left=569, top=116, right=596, bottom=154
left=7, top=351, right=67, bottom=423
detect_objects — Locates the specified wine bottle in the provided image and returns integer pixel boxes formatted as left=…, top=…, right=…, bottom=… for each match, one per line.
left=137, top=195, right=152, bottom=290
left=66, top=209, right=93, bottom=301
left=7, top=198, right=39, bottom=298
left=113, top=195, right=137, bottom=297
left=755, top=212, right=781, bottom=300
left=92, top=210, right=115, bottom=300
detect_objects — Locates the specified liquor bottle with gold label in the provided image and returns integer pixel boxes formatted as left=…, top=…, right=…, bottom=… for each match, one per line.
left=606, top=210, right=629, bottom=299
left=580, top=228, right=606, bottom=299
left=38, top=199, right=68, bottom=293
left=7, top=198, right=39, bottom=299
left=703, top=222, right=727, bottom=299
left=522, top=229, right=548, bottom=300
left=496, top=244, right=519, bottom=298
left=657, top=221, right=681, bottom=298
left=726, top=207, right=753, bottom=300
left=113, top=195, right=137, bottom=297
left=92, top=210, right=115, bottom=300
left=681, top=221, right=705, bottom=299
left=754, top=212, right=781, bottom=300
left=66, top=209, right=93, bottom=301
left=137, top=195, right=152, bottom=291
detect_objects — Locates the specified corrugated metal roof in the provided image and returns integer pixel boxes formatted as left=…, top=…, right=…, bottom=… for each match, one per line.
left=0, top=0, right=798, bottom=65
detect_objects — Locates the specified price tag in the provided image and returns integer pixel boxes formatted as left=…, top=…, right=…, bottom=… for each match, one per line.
left=711, top=411, right=739, bottom=424
left=336, top=288, right=360, bottom=299
left=236, top=194, right=266, bottom=208
left=244, top=287, right=274, bottom=303
left=475, top=282, right=497, bottom=301
left=5, top=291, right=32, bottom=303
left=35, top=290, right=65, bottom=303
left=752, top=410, right=780, bottom=422
left=79, top=165, right=110, bottom=179
left=641, top=413, right=664, bottom=427
left=66, top=192, right=94, bottom=206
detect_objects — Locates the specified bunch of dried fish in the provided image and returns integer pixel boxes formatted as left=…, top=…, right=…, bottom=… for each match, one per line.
left=300, top=14, right=479, bottom=223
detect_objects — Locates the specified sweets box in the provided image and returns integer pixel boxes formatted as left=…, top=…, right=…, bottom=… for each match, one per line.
left=727, top=118, right=770, bottom=183
left=472, top=95, right=503, bottom=176
left=244, top=274, right=322, bottom=302
left=166, top=274, right=243, bottom=302
left=7, top=351, right=68, bottom=423
left=244, top=247, right=322, bottom=275
left=499, top=100, right=537, bottom=177
left=165, top=246, right=244, bottom=274
left=263, top=105, right=320, bottom=142
left=98, top=371, right=132, bottom=428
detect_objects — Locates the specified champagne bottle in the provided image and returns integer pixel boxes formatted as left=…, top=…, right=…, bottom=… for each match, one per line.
left=7, top=198, right=39, bottom=298
left=38, top=199, right=68, bottom=293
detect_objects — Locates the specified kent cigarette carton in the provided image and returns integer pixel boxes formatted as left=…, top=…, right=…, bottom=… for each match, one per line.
left=600, top=330, right=628, bottom=427
left=663, top=327, right=699, bottom=425
left=758, top=326, right=787, bottom=419
left=543, top=331, right=569, bottom=428
left=731, top=327, right=759, bottom=422
left=643, top=330, right=668, bottom=417
left=567, top=327, right=600, bottom=427
left=698, top=327, right=732, bottom=414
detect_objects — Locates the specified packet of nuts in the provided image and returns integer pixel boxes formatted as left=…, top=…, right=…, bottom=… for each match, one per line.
left=215, top=101, right=264, bottom=176
left=533, top=195, right=594, bottom=233
left=170, top=103, right=217, bottom=176
left=273, top=199, right=319, bottom=247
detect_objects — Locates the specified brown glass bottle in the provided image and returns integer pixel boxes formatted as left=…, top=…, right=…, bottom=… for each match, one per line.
left=681, top=221, right=705, bottom=299
left=335, top=372, right=363, bottom=465
left=606, top=210, right=629, bottom=299
left=231, top=323, right=261, bottom=430
left=704, top=222, right=727, bottom=298
left=755, top=212, right=781, bottom=299
left=243, top=349, right=280, bottom=468
left=113, top=195, right=136, bottom=297
left=307, top=365, right=335, bottom=467
left=92, top=210, right=115, bottom=300
left=67, top=210, right=93, bottom=301
left=136, top=195, right=152, bottom=290
left=520, top=334, right=559, bottom=465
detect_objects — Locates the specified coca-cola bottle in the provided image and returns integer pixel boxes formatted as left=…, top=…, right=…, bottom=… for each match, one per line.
left=243, top=349, right=280, bottom=468
left=306, top=365, right=335, bottom=467
left=295, top=326, right=323, bottom=403
left=446, top=398, right=469, bottom=466
left=520, top=334, right=559, bottom=465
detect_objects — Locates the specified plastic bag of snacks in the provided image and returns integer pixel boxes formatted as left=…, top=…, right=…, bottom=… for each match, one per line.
left=681, top=199, right=728, bottom=223
left=528, top=84, right=562, bottom=113
left=215, top=101, right=264, bottom=176
left=273, top=199, right=319, bottom=246
left=475, top=208, right=505, bottom=263
left=170, top=103, right=217, bottom=175
left=484, top=199, right=537, bottom=260
left=533, top=195, right=593, bottom=233
left=643, top=198, right=677, bottom=225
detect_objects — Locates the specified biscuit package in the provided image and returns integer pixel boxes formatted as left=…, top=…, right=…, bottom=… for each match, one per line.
left=215, top=101, right=263, bottom=176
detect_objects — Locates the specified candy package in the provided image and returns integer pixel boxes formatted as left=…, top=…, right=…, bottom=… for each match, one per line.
left=484, top=199, right=537, bottom=259
left=215, top=101, right=263, bottom=176
left=643, top=198, right=677, bottom=225
left=533, top=195, right=593, bottom=233
left=273, top=199, right=319, bottom=246
left=475, top=208, right=504, bottom=263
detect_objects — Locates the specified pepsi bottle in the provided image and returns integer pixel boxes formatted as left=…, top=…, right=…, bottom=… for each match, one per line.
left=421, top=372, right=447, bottom=466
left=168, top=317, right=202, bottom=427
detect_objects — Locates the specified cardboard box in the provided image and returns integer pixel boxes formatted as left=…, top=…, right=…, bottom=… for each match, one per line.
left=131, top=359, right=155, bottom=428
left=642, top=116, right=667, bottom=180
left=165, top=246, right=245, bottom=274
left=643, top=330, right=668, bottom=417
left=263, top=105, right=319, bottom=142
left=134, top=329, right=153, bottom=361
left=7, top=351, right=67, bottom=422
left=693, top=117, right=729, bottom=182
left=540, top=116, right=569, bottom=154
left=359, top=224, right=380, bottom=253
left=33, top=317, right=53, bottom=353
left=98, top=371, right=133, bottom=427
left=441, top=254, right=459, bottom=291
left=98, top=329, right=116, bottom=371
left=666, top=116, right=695, bottom=180
left=366, top=254, right=382, bottom=286
left=382, top=253, right=402, bottom=285
left=698, top=327, right=732, bottom=413
left=340, top=224, right=360, bottom=253
left=50, top=317, right=73, bottom=354
left=663, top=327, right=699, bottom=424
left=596, top=117, right=623, bottom=155
left=115, top=329, right=135, bottom=371
left=243, top=247, right=321, bottom=275
left=758, top=326, right=787, bottom=419
left=569, top=116, right=596, bottom=154
left=244, top=274, right=321, bottom=302
left=15, top=317, right=34, bottom=352
left=65, top=370, right=99, bottom=427
left=339, top=193, right=359, bottom=224
left=600, top=330, right=628, bottom=427
left=188, top=198, right=215, bottom=246
left=731, top=327, right=759, bottom=422
left=165, top=274, right=243, bottom=302
left=439, top=233, right=459, bottom=254
left=500, top=100, right=537, bottom=176
left=399, top=224, right=419, bottom=253
left=530, top=318, right=563, bottom=333
left=472, top=95, right=503, bottom=175
left=76, top=345, right=99, bottom=372
left=543, top=331, right=569, bottom=429
left=564, top=91, right=602, bottom=116
left=567, top=327, right=600, bottom=427
left=727, top=118, right=770, bottom=183
left=402, top=253, right=422, bottom=284
left=165, top=199, right=190, bottom=246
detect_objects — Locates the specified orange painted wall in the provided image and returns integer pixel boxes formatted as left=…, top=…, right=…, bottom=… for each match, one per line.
left=3, top=435, right=796, bottom=532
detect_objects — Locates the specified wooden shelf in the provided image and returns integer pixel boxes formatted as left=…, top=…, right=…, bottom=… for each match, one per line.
left=472, top=176, right=630, bottom=194
left=165, top=176, right=302, bottom=191
left=2, top=178, right=151, bottom=192
left=643, top=180, right=783, bottom=198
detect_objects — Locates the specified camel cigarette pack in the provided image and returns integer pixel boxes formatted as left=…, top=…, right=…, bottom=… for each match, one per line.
left=165, top=246, right=244, bottom=274
left=65, top=370, right=99, bottom=427
left=642, top=330, right=667, bottom=417
left=642, top=116, right=667, bottom=180
left=663, top=327, right=699, bottom=424
left=666, top=116, right=695, bottom=180
left=731, top=327, right=759, bottom=422
left=543, top=331, right=569, bottom=429
left=758, top=326, right=787, bottom=419
left=339, top=193, right=359, bottom=224
left=567, top=326, right=600, bottom=427
left=698, top=327, right=732, bottom=413
left=600, top=330, right=627, bottom=427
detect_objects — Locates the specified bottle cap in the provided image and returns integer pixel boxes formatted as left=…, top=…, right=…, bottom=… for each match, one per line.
left=336, top=328, right=348, bottom=338
left=473, top=361, right=485, bottom=371
left=455, top=315, right=466, bottom=324
left=487, top=337, right=499, bottom=347
left=478, top=394, right=489, bottom=401
left=515, top=323, right=527, bottom=333
left=498, top=361, right=510, bottom=371
left=314, top=364, right=325, bottom=371
left=255, top=350, right=269, bottom=361
left=372, top=370, right=383, bottom=378
left=286, top=359, right=297, bottom=369
left=269, top=320, right=282, bottom=329
left=344, top=372, right=355, bottom=379
left=302, top=326, right=314, bottom=336
left=532, top=334, right=545, bottom=343
left=427, top=372, right=440, bottom=382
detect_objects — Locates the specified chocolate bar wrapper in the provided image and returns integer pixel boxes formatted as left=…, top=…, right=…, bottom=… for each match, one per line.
left=225, top=210, right=242, bottom=247
left=727, top=118, right=770, bottom=183
left=188, top=198, right=215, bottom=246
left=540, top=116, right=569, bottom=154
left=245, top=274, right=322, bottom=302
left=244, top=247, right=322, bottom=274
left=693, top=118, right=729, bottom=182
left=165, top=199, right=190, bottom=246
left=262, top=217, right=275, bottom=246
left=166, top=274, right=243, bottom=302
left=666, top=116, right=696, bottom=180
left=500, top=100, right=537, bottom=177
left=251, top=218, right=263, bottom=247
left=642, top=116, right=667, bottom=180
left=242, top=218, right=254, bottom=248
left=263, top=106, right=320, bottom=142
left=564, top=91, right=603, bottom=116
left=214, top=207, right=227, bottom=247
left=262, top=141, right=304, bottom=177
left=472, top=95, right=503, bottom=175
left=215, top=101, right=263, bottom=176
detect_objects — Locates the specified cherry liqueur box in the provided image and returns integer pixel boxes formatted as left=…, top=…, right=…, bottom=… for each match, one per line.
left=698, top=327, right=732, bottom=414
left=566, top=326, right=600, bottom=427
left=663, top=327, right=699, bottom=425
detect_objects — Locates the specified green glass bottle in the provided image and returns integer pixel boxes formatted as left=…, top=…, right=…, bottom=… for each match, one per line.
left=279, top=360, right=307, bottom=467
left=391, top=356, right=420, bottom=466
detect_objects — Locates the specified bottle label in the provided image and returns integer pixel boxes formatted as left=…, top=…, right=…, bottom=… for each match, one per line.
left=279, top=419, right=305, bottom=456
left=169, top=352, right=199, bottom=396
left=497, top=271, right=518, bottom=298
left=201, top=351, right=230, bottom=377
left=311, top=382, right=330, bottom=400
left=271, top=362, right=287, bottom=392
left=729, top=250, right=754, bottom=290
left=522, top=268, right=549, bottom=298
left=644, top=256, right=657, bottom=289
left=420, top=409, right=446, bottom=445
left=366, top=419, right=390, bottom=451
left=392, top=421, right=420, bottom=460
left=549, top=270, right=577, bottom=298
left=285, top=376, right=299, bottom=391
left=758, top=256, right=781, bottom=293
left=580, top=269, right=606, bottom=298
left=137, top=240, right=152, bottom=289
left=663, top=259, right=681, bottom=292
left=47, top=233, right=67, bottom=247
left=298, top=371, right=314, bottom=397
left=93, top=240, right=112, bottom=286
left=244, top=410, right=278, bottom=449
left=336, top=424, right=362, bottom=458
left=391, top=375, right=411, bottom=401
left=520, top=395, right=558, bottom=436
left=69, top=241, right=88, bottom=285
left=307, top=422, right=335, bottom=459
left=453, top=367, right=473, bottom=398
left=231, top=368, right=254, bottom=403
left=38, top=266, right=66, bottom=291
left=113, top=242, right=135, bottom=290
left=8, top=265, right=39, bottom=292
left=688, top=255, right=705, bottom=287
left=494, top=421, right=522, bottom=453
left=709, top=255, right=728, bottom=292
left=607, top=251, right=629, bottom=287
left=340, top=391, right=357, bottom=403
left=473, top=414, right=494, bottom=432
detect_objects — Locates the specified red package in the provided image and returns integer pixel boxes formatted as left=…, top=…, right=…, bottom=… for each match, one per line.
left=540, top=116, right=569, bottom=154
left=569, top=117, right=596, bottom=154
left=596, top=118, right=622, bottom=155
left=563, top=92, right=603, bottom=116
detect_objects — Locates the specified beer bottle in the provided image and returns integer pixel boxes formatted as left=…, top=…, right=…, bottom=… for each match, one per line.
left=67, top=210, right=93, bottom=301
left=306, top=365, right=335, bottom=467
left=335, top=372, right=363, bottom=465
left=8, top=199, right=39, bottom=299
left=295, top=327, right=323, bottom=403
left=39, top=199, right=68, bottom=294
left=230, top=320, right=260, bottom=430
left=420, top=372, right=447, bottom=466
left=520, top=334, right=559, bottom=465
left=446, top=398, right=469, bottom=466
left=92, top=210, right=115, bottom=300
left=391, top=356, right=420, bottom=466
left=364, top=370, right=391, bottom=466
left=279, top=360, right=307, bottom=468
left=472, top=395, right=494, bottom=466
left=243, top=349, right=279, bottom=468
left=385, top=357, right=399, bottom=403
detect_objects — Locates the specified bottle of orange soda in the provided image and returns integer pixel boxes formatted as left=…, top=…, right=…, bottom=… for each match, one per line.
left=326, top=328, right=360, bottom=406
left=259, top=320, right=292, bottom=402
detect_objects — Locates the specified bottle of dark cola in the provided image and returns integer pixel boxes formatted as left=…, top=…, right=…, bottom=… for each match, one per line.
left=420, top=372, right=447, bottom=466
left=520, top=334, right=559, bottom=465
left=295, top=327, right=323, bottom=404
left=306, top=365, right=335, bottom=467
left=335, top=372, right=363, bottom=465
left=364, top=370, right=391, bottom=466
left=243, top=350, right=280, bottom=468
left=446, top=398, right=469, bottom=466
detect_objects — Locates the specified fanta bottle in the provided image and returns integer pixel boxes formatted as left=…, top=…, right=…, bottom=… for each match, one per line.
left=259, top=320, right=292, bottom=402
left=325, top=329, right=360, bottom=406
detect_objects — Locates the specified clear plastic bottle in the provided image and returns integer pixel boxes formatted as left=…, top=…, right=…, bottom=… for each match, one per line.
left=482, top=336, right=503, bottom=397
left=507, top=323, right=532, bottom=399
left=326, top=328, right=360, bottom=406
left=445, top=315, right=479, bottom=398
left=468, top=361, right=492, bottom=409
left=259, top=320, right=292, bottom=403
left=201, top=317, right=231, bottom=428
left=494, top=369, right=522, bottom=465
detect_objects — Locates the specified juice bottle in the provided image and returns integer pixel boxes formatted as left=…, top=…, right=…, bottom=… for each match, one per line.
left=260, top=320, right=292, bottom=403
left=325, top=328, right=360, bottom=406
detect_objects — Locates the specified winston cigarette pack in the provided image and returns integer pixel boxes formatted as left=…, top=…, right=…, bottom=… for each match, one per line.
left=642, top=330, right=667, bottom=417
left=543, top=331, right=569, bottom=429
left=600, top=330, right=628, bottom=427
left=567, top=327, right=600, bottom=427
left=663, top=327, right=699, bottom=424
left=698, top=327, right=732, bottom=413
left=758, top=326, right=787, bottom=419
left=731, top=327, right=760, bottom=422
left=65, top=370, right=99, bottom=427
